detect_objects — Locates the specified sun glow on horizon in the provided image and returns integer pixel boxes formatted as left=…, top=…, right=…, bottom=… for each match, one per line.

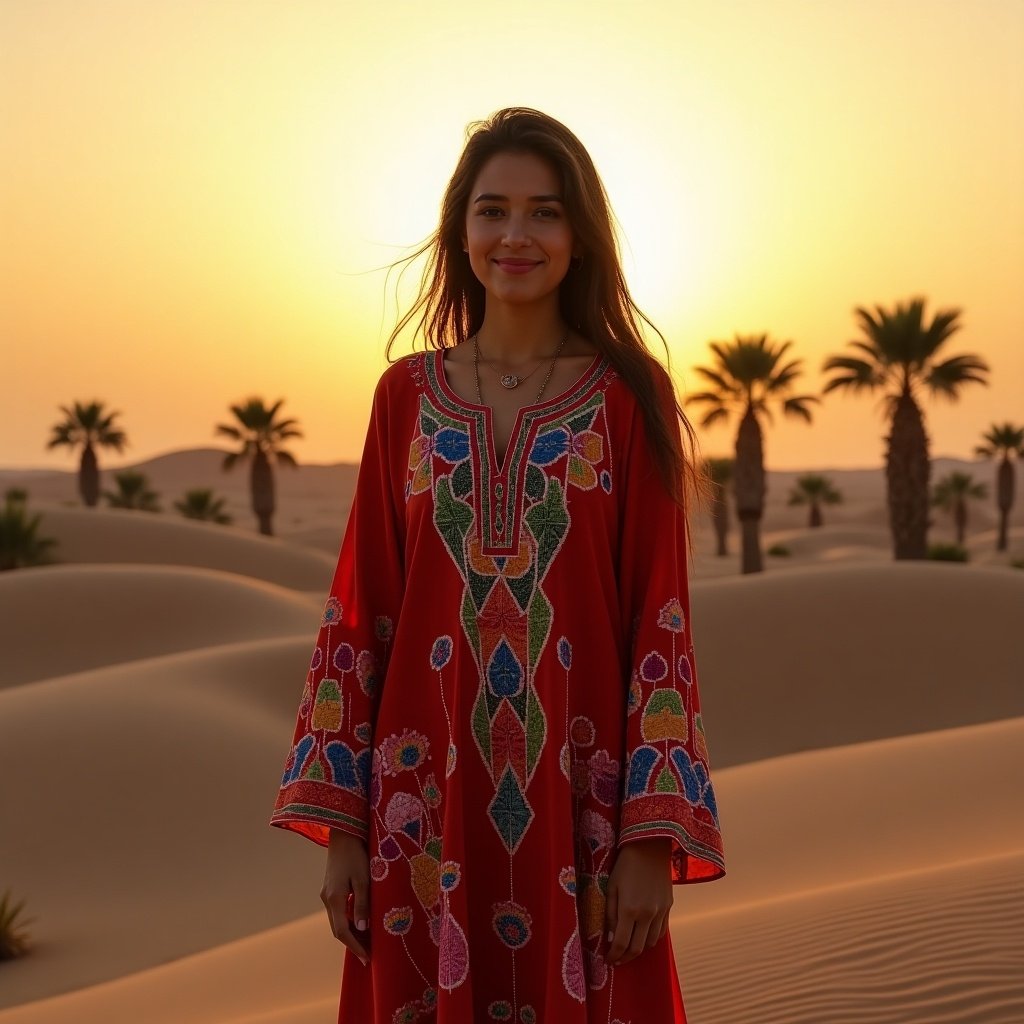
left=1, top=0, right=1021, bottom=473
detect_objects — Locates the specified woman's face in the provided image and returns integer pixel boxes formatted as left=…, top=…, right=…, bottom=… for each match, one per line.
left=462, top=150, right=577, bottom=309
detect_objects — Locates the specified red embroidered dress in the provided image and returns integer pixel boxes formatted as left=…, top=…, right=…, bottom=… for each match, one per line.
left=270, top=349, right=726, bottom=1024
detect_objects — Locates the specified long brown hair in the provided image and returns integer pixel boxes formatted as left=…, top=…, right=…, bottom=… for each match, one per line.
left=384, top=106, right=711, bottom=538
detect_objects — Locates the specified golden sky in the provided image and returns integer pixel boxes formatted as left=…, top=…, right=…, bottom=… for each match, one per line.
left=2, top=0, right=1022, bottom=472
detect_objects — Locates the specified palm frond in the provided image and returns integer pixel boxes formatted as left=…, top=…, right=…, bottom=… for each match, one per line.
left=926, top=354, right=990, bottom=400
left=697, top=406, right=731, bottom=429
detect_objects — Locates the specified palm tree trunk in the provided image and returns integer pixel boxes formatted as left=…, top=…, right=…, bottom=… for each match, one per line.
left=712, top=482, right=729, bottom=556
left=886, top=390, right=930, bottom=559
left=80, top=443, right=99, bottom=507
left=996, top=455, right=1013, bottom=552
left=251, top=449, right=276, bottom=536
left=809, top=501, right=822, bottom=528
left=734, top=405, right=765, bottom=573
left=955, top=499, right=966, bottom=546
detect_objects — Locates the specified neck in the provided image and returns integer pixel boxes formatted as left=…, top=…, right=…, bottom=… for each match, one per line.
left=475, top=299, right=567, bottom=366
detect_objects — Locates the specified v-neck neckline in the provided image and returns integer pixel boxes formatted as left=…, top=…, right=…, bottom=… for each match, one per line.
left=433, top=347, right=606, bottom=477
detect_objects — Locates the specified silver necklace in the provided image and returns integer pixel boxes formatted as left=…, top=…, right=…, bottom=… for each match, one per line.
left=473, top=329, right=570, bottom=404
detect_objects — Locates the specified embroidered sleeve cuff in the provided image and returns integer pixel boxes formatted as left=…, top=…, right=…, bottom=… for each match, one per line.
left=618, top=792, right=726, bottom=884
left=269, top=779, right=370, bottom=847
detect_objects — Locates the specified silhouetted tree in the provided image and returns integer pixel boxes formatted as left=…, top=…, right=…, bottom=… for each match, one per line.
left=45, top=400, right=128, bottom=507
left=0, top=489, right=58, bottom=571
left=703, top=457, right=734, bottom=556
left=686, top=335, right=818, bottom=573
left=787, top=474, right=842, bottom=528
left=822, top=296, right=988, bottom=559
left=931, top=471, right=987, bottom=546
left=102, top=470, right=161, bottom=511
left=974, top=422, right=1024, bottom=551
left=215, top=398, right=302, bottom=536
left=174, top=488, right=233, bottom=524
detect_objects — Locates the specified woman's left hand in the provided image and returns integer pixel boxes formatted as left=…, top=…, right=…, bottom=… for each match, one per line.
left=604, top=836, right=674, bottom=966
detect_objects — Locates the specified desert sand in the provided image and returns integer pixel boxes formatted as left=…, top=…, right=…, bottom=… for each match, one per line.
left=1, top=450, right=1022, bottom=1023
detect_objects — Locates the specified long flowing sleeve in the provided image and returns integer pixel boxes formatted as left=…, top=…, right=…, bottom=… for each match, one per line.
left=616, top=371, right=726, bottom=884
left=269, top=372, right=405, bottom=847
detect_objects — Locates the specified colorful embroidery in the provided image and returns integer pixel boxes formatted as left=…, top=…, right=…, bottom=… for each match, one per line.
left=271, top=352, right=723, bottom=1023
left=417, top=353, right=614, bottom=858
left=619, top=598, right=725, bottom=866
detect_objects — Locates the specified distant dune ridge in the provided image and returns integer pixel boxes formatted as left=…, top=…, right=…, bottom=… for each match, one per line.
left=1, top=449, right=1022, bottom=1023
left=2, top=447, right=1022, bottom=559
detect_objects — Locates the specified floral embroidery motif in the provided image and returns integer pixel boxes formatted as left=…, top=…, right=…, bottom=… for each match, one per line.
left=437, top=906, right=470, bottom=990
left=276, top=592, right=387, bottom=836
left=370, top=706, right=471, bottom=993
left=379, top=729, right=430, bottom=775
left=562, top=929, right=586, bottom=1003
left=492, top=899, right=533, bottom=948
left=391, top=987, right=438, bottom=1024
left=417, top=354, right=615, bottom=859
left=383, top=906, right=413, bottom=935
left=620, top=598, right=724, bottom=862
left=556, top=633, right=619, bottom=996
left=415, top=352, right=626, bottom=1018
left=274, top=353, right=724, bottom=1022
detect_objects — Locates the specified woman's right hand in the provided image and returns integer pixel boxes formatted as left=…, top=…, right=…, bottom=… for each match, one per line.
left=321, top=828, right=371, bottom=966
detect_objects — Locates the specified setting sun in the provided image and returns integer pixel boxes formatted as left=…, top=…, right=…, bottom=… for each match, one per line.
left=1, top=0, right=1021, bottom=474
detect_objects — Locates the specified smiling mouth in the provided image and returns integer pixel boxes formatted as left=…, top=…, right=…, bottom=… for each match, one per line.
left=494, top=259, right=541, bottom=273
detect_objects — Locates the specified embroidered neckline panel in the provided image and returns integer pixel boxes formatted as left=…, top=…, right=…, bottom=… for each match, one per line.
left=420, top=350, right=610, bottom=556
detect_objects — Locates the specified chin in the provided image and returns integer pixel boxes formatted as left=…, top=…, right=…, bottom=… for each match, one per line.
left=486, top=274, right=568, bottom=304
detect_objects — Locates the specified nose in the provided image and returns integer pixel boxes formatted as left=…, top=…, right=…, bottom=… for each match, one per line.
left=501, top=214, right=532, bottom=248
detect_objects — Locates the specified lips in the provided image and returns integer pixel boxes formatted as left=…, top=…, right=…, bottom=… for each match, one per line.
left=494, top=258, right=541, bottom=274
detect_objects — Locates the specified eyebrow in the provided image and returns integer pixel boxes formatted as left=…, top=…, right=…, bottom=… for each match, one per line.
left=472, top=193, right=564, bottom=203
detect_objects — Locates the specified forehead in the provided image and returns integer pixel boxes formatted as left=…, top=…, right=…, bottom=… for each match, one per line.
left=470, top=150, right=561, bottom=197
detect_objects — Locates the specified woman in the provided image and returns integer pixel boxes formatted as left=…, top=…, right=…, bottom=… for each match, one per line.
left=270, top=106, right=726, bottom=1024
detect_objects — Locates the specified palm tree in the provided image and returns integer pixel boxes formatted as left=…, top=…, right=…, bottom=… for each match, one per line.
left=686, top=335, right=819, bottom=573
left=703, top=457, right=734, bottom=556
left=0, top=489, right=58, bottom=571
left=174, top=488, right=233, bottom=524
left=102, top=470, right=161, bottom=511
left=787, top=474, right=842, bottom=528
left=974, top=423, right=1024, bottom=551
left=0, top=887, right=35, bottom=959
left=822, top=296, right=988, bottom=559
left=45, top=400, right=128, bottom=507
left=215, top=398, right=302, bottom=536
left=931, top=471, right=987, bottom=546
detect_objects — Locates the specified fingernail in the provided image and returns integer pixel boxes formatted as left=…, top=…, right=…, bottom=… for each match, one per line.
left=607, top=930, right=613, bottom=942
left=359, top=955, right=368, bottom=967
left=357, top=918, right=367, bottom=931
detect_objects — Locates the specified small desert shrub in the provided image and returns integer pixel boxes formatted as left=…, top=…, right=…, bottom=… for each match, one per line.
left=0, top=888, right=34, bottom=960
left=1010, top=557, right=1024, bottom=570
left=767, top=543, right=791, bottom=557
left=928, top=542, right=968, bottom=562
left=0, top=490, right=58, bottom=570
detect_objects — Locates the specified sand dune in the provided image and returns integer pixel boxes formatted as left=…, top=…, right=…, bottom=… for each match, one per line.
left=0, top=637, right=337, bottom=1007
left=2, top=453, right=1023, bottom=1022
left=2, top=714, right=1019, bottom=1022
left=674, top=715, right=1024, bottom=917
left=676, top=849, right=1024, bottom=1024
left=2, top=562, right=1021, bottom=1013
left=0, top=563, right=322, bottom=689
left=691, top=562, right=1024, bottom=768
left=0, top=917, right=341, bottom=1024
left=19, top=505, right=337, bottom=589
left=7, top=449, right=1022, bottom=565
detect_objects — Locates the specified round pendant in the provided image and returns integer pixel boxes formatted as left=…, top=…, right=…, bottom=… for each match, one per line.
left=499, top=374, right=521, bottom=389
